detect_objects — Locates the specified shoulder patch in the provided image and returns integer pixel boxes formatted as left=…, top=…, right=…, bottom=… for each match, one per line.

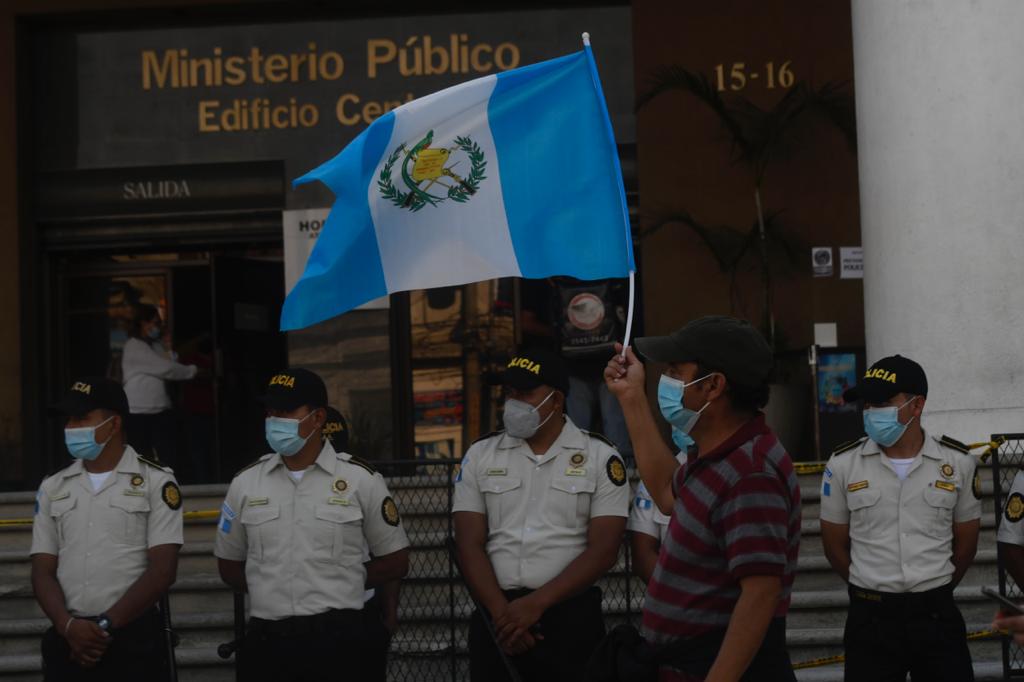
left=381, top=496, right=400, bottom=526
left=137, top=455, right=172, bottom=473
left=347, top=455, right=377, bottom=475
left=472, top=430, right=504, bottom=445
left=583, top=430, right=618, bottom=450
left=938, top=435, right=970, bottom=454
left=161, top=481, right=182, bottom=510
left=1006, top=492, right=1024, bottom=523
left=606, top=455, right=627, bottom=487
left=832, top=437, right=867, bottom=457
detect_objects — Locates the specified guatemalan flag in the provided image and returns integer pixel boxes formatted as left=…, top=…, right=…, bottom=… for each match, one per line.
left=281, top=37, right=634, bottom=331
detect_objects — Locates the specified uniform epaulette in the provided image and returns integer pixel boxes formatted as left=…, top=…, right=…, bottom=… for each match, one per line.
left=347, top=455, right=377, bottom=475
left=582, top=429, right=618, bottom=449
left=233, top=454, right=272, bottom=478
left=137, top=455, right=172, bottom=473
left=472, top=430, right=504, bottom=445
left=938, top=435, right=970, bottom=454
left=832, top=436, right=867, bottom=456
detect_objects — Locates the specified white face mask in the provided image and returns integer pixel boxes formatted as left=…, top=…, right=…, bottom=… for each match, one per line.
left=503, top=391, right=556, bottom=439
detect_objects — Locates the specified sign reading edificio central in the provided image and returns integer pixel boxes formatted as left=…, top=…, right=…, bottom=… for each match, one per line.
left=140, top=37, right=523, bottom=132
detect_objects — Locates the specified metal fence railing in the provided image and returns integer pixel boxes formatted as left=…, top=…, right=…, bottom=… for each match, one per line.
left=989, top=434, right=1024, bottom=679
left=375, top=458, right=645, bottom=682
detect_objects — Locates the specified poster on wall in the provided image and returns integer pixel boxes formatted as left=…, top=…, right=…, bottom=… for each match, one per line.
left=817, top=351, right=857, bottom=413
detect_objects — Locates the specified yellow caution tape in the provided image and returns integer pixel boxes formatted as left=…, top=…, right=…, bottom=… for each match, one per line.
left=794, top=462, right=827, bottom=475
left=0, top=509, right=221, bottom=528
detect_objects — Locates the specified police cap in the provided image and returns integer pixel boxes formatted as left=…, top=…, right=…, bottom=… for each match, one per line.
left=843, top=354, right=928, bottom=404
left=260, top=368, right=328, bottom=411
left=323, top=406, right=349, bottom=451
left=503, top=348, right=570, bottom=395
left=50, top=377, right=130, bottom=417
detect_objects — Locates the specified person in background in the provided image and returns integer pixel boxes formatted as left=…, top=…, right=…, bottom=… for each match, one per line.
left=519, top=277, right=633, bottom=462
left=323, top=406, right=399, bottom=682
left=121, top=303, right=197, bottom=470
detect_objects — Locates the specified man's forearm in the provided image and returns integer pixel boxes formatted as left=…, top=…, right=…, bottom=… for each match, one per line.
left=823, top=546, right=851, bottom=582
left=630, top=535, right=660, bottom=584
left=458, top=544, right=508, bottom=617
left=365, top=549, right=409, bottom=589
left=106, top=556, right=177, bottom=628
left=531, top=538, right=620, bottom=611
left=951, top=542, right=976, bottom=587
left=705, top=577, right=781, bottom=682
left=618, top=396, right=679, bottom=514
left=32, top=571, right=72, bottom=630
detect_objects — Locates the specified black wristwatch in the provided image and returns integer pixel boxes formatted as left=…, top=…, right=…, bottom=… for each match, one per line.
left=96, top=614, right=112, bottom=632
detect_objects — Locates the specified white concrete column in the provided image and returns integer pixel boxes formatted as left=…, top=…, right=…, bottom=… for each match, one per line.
left=852, top=0, right=1024, bottom=440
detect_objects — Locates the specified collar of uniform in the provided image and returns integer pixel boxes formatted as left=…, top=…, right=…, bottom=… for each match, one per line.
left=60, top=459, right=85, bottom=478
left=860, top=430, right=938, bottom=459
left=495, top=415, right=584, bottom=450
left=116, top=445, right=142, bottom=474
left=694, top=413, right=769, bottom=462
left=264, top=440, right=336, bottom=474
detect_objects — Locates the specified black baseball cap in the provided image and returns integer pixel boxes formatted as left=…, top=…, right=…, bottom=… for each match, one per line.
left=635, top=316, right=773, bottom=388
left=260, top=368, right=328, bottom=411
left=50, top=377, right=130, bottom=417
left=503, top=348, right=570, bottom=395
left=323, top=406, right=349, bottom=451
left=843, top=354, right=928, bottom=404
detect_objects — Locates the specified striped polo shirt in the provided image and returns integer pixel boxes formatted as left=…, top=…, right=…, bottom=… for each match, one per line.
left=641, top=414, right=801, bottom=644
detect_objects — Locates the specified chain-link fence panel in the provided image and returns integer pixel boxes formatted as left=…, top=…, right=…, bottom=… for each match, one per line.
left=375, top=459, right=646, bottom=682
left=990, top=434, right=1024, bottom=679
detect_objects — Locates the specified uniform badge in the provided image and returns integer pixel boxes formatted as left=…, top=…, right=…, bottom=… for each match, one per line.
left=940, top=463, right=954, bottom=479
left=333, top=479, right=348, bottom=493
left=570, top=453, right=586, bottom=467
left=847, top=480, right=869, bottom=493
left=1007, top=493, right=1024, bottom=523
left=382, top=496, right=401, bottom=527
left=973, top=471, right=982, bottom=500
left=130, top=474, right=145, bottom=488
left=934, top=480, right=956, bottom=492
left=161, top=481, right=182, bottom=510
left=606, top=456, right=627, bottom=487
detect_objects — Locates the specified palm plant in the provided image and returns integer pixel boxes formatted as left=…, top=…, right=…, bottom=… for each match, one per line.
left=637, top=67, right=856, bottom=347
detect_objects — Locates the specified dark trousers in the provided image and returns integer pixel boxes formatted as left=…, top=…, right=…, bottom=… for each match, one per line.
left=41, top=609, right=167, bottom=682
left=126, top=411, right=179, bottom=470
left=470, top=586, right=606, bottom=682
left=658, top=617, right=795, bottom=682
left=355, top=594, right=392, bottom=682
left=843, top=584, right=974, bottom=682
left=239, top=609, right=362, bottom=682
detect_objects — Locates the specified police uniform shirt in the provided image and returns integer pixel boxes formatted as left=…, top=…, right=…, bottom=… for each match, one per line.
left=452, top=417, right=629, bottom=591
left=819, top=432, right=981, bottom=593
left=627, top=452, right=686, bottom=543
left=997, top=469, right=1024, bottom=546
left=30, top=446, right=184, bottom=616
left=213, top=441, right=409, bottom=620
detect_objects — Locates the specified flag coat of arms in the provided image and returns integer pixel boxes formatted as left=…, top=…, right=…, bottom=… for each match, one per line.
left=282, top=41, right=634, bottom=331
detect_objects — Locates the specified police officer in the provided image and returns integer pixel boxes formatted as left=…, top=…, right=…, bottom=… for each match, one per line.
left=31, top=377, right=183, bottom=681
left=627, top=428, right=691, bottom=584
left=214, top=369, right=410, bottom=682
left=323, top=406, right=398, bottom=682
left=819, top=355, right=981, bottom=682
left=453, top=348, right=629, bottom=682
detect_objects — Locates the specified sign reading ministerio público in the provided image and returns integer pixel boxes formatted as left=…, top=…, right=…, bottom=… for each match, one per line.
left=141, top=36, right=523, bottom=133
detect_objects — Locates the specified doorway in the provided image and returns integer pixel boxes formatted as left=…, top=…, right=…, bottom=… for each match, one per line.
left=49, top=249, right=286, bottom=482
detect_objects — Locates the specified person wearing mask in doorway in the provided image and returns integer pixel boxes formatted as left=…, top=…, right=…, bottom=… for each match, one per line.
left=819, top=354, right=980, bottom=682
left=214, top=369, right=410, bottom=682
left=121, top=303, right=197, bottom=470
left=454, top=348, right=629, bottom=682
left=31, top=377, right=182, bottom=681
left=604, top=316, right=800, bottom=681
left=323, top=405, right=400, bottom=682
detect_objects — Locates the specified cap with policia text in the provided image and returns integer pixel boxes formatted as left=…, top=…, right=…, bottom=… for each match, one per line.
left=323, top=406, right=349, bottom=451
left=635, top=316, right=774, bottom=388
left=50, top=377, right=130, bottom=417
left=843, top=354, right=928, bottom=404
left=260, top=368, right=329, bottom=411
left=503, top=348, right=570, bottom=395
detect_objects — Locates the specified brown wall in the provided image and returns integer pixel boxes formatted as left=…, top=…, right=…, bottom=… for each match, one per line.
left=633, top=0, right=863, bottom=353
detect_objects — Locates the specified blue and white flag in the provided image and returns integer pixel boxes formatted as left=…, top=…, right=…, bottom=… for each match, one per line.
left=281, top=42, right=634, bottom=331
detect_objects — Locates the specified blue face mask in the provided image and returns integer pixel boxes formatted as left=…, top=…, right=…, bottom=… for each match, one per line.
left=147, top=326, right=162, bottom=340
left=657, top=373, right=713, bottom=435
left=671, top=427, right=695, bottom=452
left=863, top=396, right=917, bottom=447
left=265, top=412, right=316, bottom=457
left=64, top=416, right=114, bottom=461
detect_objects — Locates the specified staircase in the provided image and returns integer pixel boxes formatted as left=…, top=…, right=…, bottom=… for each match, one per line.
left=0, top=466, right=1007, bottom=681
